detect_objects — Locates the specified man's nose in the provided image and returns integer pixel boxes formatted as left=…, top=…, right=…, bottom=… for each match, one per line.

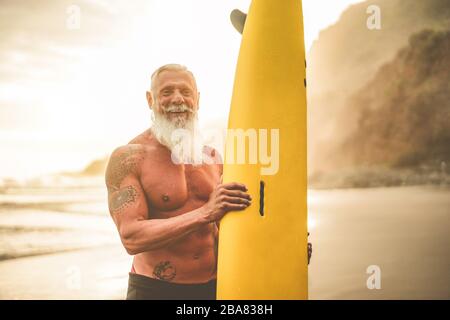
left=171, top=91, right=184, bottom=105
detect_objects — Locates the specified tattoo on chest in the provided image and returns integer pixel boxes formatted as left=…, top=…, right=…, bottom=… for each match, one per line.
left=109, top=186, right=138, bottom=213
left=106, top=146, right=145, bottom=191
left=153, top=261, right=177, bottom=281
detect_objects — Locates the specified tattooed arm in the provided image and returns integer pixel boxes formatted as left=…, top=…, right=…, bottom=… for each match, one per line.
left=105, top=145, right=250, bottom=255
left=105, top=145, right=211, bottom=255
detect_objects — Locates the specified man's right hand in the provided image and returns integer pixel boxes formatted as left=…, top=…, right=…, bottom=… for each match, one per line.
left=202, top=182, right=252, bottom=223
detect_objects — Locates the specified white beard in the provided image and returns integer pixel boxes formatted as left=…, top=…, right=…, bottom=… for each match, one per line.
left=150, top=104, right=204, bottom=165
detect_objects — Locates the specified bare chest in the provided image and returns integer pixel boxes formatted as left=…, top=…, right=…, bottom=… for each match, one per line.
left=140, top=160, right=220, bottom=216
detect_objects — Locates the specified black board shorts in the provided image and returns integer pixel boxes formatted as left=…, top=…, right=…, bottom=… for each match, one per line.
left=126, top=273, right=217, bottom=300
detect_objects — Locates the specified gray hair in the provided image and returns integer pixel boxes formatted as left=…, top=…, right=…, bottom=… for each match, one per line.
left=150, top=64, right=198, bottom=96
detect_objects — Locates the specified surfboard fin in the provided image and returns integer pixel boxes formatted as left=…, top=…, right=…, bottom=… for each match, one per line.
left=230, top=9, right=247, bottom=34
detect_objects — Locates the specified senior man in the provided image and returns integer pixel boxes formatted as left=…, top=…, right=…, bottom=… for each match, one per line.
left=105, top=64, right=251, bottom=300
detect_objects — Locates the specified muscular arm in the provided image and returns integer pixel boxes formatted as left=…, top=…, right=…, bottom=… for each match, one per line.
left=105, top=145, right=210, bottom=255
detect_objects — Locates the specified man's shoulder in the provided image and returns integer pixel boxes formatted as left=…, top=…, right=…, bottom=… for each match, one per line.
left=107, top=136, right=162, bottom=169
left=109, top=143, right=147, bottom=159
left=128, top=129, right=150, bottom=145
left=108, top=130, right=157, bottom=161
left=105, top=144, right=147, bottom=184
left=105, top=141, right=162, bottom=190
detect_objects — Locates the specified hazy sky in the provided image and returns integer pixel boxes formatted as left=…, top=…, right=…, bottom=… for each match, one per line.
left=0, top=0, right=364, bottom=180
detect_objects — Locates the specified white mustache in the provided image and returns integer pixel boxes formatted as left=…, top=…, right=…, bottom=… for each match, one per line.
left=163, top=104, right=194, bottom=113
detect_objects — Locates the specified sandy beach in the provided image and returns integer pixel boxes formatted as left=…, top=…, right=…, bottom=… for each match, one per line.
left=0, top=184, right=449, bottom=299
left=0, top=244, right=131, bottom=300
left=308, top=186, right=450, bottom=299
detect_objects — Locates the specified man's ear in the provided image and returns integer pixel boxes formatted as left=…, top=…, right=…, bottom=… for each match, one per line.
left=197, top=91, right=201, bottom=110
left=146, top=91, right=154, bottom=109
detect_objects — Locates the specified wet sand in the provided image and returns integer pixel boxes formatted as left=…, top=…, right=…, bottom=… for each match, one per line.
left=308, top=186, right=450, bottom=299
left=0, top=244, right=132, bottom=300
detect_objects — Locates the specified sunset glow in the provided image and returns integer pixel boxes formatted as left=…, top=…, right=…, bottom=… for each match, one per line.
left=0, top=0, right=363, bottom=179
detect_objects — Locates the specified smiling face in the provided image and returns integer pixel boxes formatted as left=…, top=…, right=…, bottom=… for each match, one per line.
left=148, top=69, right=200, bottom=124
left=146, top=67, right=203, bottom=162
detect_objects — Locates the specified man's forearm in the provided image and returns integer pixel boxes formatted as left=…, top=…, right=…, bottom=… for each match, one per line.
left=122, top=206, right=211, bottom=254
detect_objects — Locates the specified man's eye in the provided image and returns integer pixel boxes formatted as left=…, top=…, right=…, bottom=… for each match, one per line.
left=162, top=91, right=172, bottom=96
left=182, top=90, right=191, bottom=96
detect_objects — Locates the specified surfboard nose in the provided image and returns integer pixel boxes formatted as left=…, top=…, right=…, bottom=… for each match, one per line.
left=228, top=0, right=306, bottom=129
left=230, top=9, right=247, bottom=34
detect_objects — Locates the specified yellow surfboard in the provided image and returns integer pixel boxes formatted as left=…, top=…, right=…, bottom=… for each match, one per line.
left=217, top=0, right=308, bottom=300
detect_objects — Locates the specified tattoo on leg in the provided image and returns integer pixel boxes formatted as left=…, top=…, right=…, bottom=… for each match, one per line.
left=109, top=186, right=138, bottom=214
left=153, top=261, right=177, bottom=281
